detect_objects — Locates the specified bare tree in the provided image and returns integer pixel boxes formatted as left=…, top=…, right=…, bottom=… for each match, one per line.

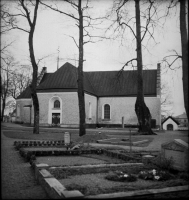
left=40, top=0, right=106, bottom=136
left=1, top=56, right=16, bottom=121
left=9, top=66, right=32, bottom=99
left=107, top=0, right=162, bottom=134
left=161, top=79, right=174, bottom=117
left=4, top=0, right=40, bottom=133
left=161, top=0, right=188, bottom=118
left=0, top=2, right=16, bottom=63
left=179, top=0, right=188, bottom=118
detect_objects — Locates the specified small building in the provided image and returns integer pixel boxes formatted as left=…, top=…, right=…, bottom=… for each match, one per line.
left=161, top=139, right=188, bottom=171
left=162, top=116, right=179, bottom=131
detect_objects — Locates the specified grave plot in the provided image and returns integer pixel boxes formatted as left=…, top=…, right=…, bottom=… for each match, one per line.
left=47, top=162, right=189, bottom=197
left=14, top=140, right=189, bottom=199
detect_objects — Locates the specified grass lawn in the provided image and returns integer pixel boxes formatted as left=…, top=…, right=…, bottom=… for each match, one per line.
left=36, top=154, right=126, bottom=166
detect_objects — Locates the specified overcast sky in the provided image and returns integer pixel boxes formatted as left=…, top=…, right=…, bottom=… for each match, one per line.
left=2, top=0, right=186, bottom=116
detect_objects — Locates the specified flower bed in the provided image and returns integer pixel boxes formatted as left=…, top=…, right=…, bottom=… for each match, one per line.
left=138, top=169, right=175, bottom=181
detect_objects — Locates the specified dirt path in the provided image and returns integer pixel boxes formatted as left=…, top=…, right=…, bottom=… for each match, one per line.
left=1, top=132, right=49, bottom=199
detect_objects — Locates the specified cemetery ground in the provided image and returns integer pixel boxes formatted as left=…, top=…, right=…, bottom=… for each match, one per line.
left=1, top=122, right=189, bottom=199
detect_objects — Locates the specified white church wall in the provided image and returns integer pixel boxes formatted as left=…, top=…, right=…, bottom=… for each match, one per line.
left=85, top=93, right=97, bottom=124
left=98, top=96, right=161, bottom=126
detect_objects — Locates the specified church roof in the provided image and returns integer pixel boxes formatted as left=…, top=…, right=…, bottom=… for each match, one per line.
left=37, top=62, right=157, bottom=97
left=161, top=116, right=180, bottom=125
left=16, top=86, right=31, bottom=99
left=16, top=73, right=52, bottom=99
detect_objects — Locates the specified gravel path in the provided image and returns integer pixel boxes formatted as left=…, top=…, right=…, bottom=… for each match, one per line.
left=1, top=131, right=49, bottom=199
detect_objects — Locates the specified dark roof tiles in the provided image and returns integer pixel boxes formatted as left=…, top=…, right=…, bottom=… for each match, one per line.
left=16, top=86, right=31, bottom=99
left=19, top=62, right=158, bottom=98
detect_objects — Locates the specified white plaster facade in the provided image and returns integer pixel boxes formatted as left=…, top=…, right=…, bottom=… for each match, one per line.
left=36, top=92, right=98, bottom=127
left=98, top=97, right=161, bottom=126
left=162, top=118, right=178, bottom=130
left=22, top=92, right=161, bottom=127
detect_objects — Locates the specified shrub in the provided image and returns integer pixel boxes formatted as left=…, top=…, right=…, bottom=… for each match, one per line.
left=178, top=172, right=189, bottom=181
left=151, top=153, right=174, bottom=171
left=138, top=169, right=174, bottom=181
left=105, top=171, right=137, bottom=182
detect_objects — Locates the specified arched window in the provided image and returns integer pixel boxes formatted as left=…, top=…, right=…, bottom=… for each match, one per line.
left=54, top=100, right=60, bottom=108
left=104, top=104, right=110, bottom=119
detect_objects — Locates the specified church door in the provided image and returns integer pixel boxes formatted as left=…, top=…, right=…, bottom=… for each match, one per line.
left=167, top=124, right=173, bottom=130
left=52, top=113, right=60, bottom=126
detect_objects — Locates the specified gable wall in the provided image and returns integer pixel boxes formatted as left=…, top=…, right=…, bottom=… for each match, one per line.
left=98, top=96, right=161, bottom=126
left=37, top=92, right=79, bottom=126
left=16, top=99, right=32, bottom=123
left=162, top=118, right=178, bottom=130
left=37, top=92, right=97, bottom=127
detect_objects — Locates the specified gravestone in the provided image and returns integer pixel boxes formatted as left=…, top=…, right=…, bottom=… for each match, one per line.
left=161, top=139, right=188, bottom=171
left=64, top=132, right=71, bottom=145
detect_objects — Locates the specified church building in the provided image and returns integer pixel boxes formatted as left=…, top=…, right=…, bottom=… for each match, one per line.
left=16, top=62, right=161, bottom=128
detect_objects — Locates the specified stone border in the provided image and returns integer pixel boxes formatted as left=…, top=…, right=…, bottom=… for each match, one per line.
left=34, top=163, right=84, bottom=199
left=33, top=162, right=189, bottom=199
left=85, top=185, right=189, bottom=199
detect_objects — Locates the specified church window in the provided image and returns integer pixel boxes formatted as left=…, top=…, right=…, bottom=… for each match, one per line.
left=104, top=104, right=110, bottom=119
left=54, top=100, right=60, bottom=108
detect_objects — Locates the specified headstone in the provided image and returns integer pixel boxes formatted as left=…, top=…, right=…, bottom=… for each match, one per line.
left=161, top=139, right=188, bottom=171
left=64, top=132, right=71, bottom=145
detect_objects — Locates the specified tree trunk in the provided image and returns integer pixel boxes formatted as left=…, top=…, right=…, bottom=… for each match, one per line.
left=134, top=0, right=155, bottom=135
left=1, top=99, right=6, bottom=122
left=78, top=0, right=86, bottom=136
left=180, top=0, right=188, bottom=119
left=28, top=1, right=39, bottom=134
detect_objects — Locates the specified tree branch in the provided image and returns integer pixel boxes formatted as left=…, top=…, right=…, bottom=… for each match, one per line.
left=19, top=0, right=32, bottom=27
left=64, top=34, right=79, bottom=49
left=39, top=1, right=79, bottom=21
